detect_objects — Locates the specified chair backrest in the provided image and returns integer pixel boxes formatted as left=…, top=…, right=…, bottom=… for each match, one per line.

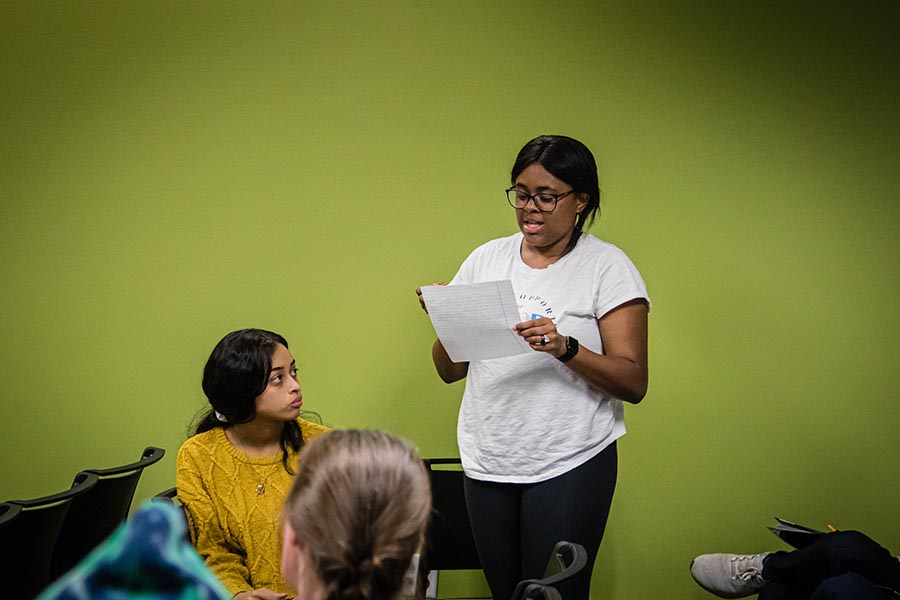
left=152, top=486, right=179, bottom=502
left=538, top=541, right=588, bottom=586
left=510, top=541, right=588, bottom=600
left=520, top=582, right=563, bottom=600
left=0, top=503, right=22, bottom=527
left=421, top=458, right=481, bottom=572
left=50, top=446, right=166, bottom=578
left=0, top=471, right=99, bottom=598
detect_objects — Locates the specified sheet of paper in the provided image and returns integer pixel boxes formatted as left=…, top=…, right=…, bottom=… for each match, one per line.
left=421, top=280, right=532, bottom=362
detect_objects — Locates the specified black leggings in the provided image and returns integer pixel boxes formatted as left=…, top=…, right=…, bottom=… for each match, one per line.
left=463, top=443, right=617, bottom=600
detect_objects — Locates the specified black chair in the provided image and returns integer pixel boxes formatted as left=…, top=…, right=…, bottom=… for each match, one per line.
left=152, top=486, right=178, bottom=502
left=421, top=458, right=481, bottom=572
left=0, top=503, right=22, bottom=527
left=50, top=446, right=165, bottom=578
left=0, top=471, right=99, bottom=598
left=518, top=582, right=563, bottom=600
left=510, top=541, right=588, bottom=600
left=419, top=458, right=484, bottom=599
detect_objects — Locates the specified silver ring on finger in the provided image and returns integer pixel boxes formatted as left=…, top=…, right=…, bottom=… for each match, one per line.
left=541, top=334, right=550, bottom=345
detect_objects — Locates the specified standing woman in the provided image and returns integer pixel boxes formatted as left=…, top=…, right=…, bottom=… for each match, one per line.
left=177, top=328, right=329, bottom=600
left=416, top=135, right=650, bottom=600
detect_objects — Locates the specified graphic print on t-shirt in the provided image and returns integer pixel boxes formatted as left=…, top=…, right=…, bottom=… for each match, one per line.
left=518, top=293, right=558, bottom=324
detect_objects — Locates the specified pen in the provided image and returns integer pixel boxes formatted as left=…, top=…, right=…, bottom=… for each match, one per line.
left=827, top=524, right=837, bottom=532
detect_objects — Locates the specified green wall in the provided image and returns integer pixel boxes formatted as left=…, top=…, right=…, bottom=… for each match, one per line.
left=2, top=2, right=898, bottom=598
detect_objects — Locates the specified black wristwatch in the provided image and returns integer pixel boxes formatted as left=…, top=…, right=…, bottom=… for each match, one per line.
left=556, top=336, right=579, bottom=363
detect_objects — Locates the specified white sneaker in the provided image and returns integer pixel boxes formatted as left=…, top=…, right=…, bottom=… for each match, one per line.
left=690, top=553, right=770, bottom=598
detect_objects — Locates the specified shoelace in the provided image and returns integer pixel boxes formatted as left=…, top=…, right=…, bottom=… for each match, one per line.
left=731, top=555, right=766, bottom=585
left=735, top=568, right=764, bottom=583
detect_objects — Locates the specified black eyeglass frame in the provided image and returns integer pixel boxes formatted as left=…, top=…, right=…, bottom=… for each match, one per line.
left=505, top=187, right=576, bottom=213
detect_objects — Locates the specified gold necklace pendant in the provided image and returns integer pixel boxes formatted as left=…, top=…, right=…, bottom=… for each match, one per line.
left=256, top=484, right=265, bottom=495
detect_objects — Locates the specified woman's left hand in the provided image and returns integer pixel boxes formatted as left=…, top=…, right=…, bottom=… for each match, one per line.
left=515, top=317, right=563, bottom=358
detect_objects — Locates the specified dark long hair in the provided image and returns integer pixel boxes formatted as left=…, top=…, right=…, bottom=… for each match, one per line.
left=195, top=328, right=303, bottom=473
left=511, top=135, right=601, bottom=254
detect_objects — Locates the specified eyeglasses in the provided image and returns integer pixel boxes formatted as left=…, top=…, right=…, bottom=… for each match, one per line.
left=505, top=187, right=575, bottom=213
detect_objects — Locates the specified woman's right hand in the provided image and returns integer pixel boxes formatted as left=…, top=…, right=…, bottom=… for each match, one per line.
left=233, top=588, right=287, bottom=600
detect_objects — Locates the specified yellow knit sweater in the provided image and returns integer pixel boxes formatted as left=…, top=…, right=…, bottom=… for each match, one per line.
left=176, top=418, right=329, bottom=597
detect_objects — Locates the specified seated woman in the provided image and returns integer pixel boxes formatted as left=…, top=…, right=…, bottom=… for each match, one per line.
left=281, top=429, right=432, bottom=600
left=177, top=328, right=329, bottom=599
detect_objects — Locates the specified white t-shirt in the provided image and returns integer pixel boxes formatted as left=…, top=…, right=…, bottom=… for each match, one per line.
left=450, top=232, right=650, bottom=483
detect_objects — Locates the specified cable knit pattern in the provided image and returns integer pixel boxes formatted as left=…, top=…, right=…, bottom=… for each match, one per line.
left=176, top=418, right=330, bottom=597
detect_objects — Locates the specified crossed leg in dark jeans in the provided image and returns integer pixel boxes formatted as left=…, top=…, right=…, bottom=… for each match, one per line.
left=758, top=531, right=900, bottom=600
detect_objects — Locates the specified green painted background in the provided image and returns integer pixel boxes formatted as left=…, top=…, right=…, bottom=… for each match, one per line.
left=2, top=2, right=898, bottom=598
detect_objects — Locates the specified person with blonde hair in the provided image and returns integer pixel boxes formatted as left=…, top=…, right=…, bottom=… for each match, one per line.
left=281, top=429, right=432, bottom=600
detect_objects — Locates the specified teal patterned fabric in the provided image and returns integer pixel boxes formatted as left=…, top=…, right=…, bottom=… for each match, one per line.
left=38, top=500, right=231, bottom=600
